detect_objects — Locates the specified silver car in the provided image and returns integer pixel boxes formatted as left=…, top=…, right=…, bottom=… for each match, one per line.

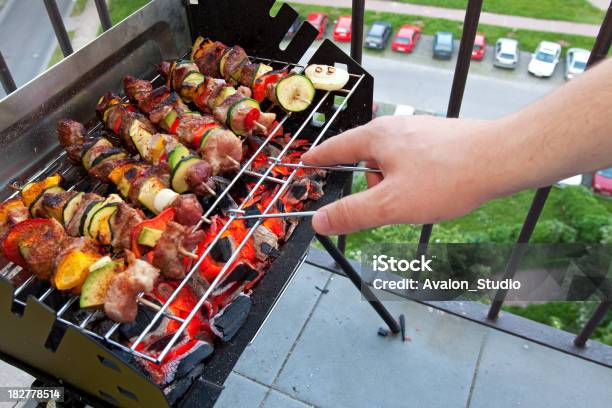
left=565, top=48, right=589, bottom=80
left=493, top=38, right=519, bottom=69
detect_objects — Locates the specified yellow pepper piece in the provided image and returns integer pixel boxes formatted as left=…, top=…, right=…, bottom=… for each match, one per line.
left=54, top=251, right=102, bottom=292
left=21, top=174, right=62, bottom=208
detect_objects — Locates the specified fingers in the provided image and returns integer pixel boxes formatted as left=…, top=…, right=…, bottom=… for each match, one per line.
left=364, top=160, right=383, bottom=188
left=302, top=124, right=375, bottom=166
left=312, top=182, right=391, bottom=235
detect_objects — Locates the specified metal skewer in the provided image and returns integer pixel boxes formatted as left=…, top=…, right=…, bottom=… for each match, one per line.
left=229, top=209, right=316, bottom=220
left=268, top=159, right=382, bottom=173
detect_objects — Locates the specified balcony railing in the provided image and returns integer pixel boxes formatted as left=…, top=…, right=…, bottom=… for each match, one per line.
left=0, top=0, right=610, bottom=368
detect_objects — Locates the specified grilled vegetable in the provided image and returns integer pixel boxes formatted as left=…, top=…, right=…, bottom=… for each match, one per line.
left=130, top=207, right=175, bottom=257
left=153, top=188, right=179, bottom=214
left=2, top=218, right=52, bottom=267
left=80, top=257, right=121, bottom=308
left=137, top=177, right=166, bottom=213
left=87, top=203, right=119, bottom=243
left=54, top=250, right=103, bottom=291
left=171, top=156, right=200, bottom=193
left=305, top=64, right=350, bottom=91
left=21, top=174, right=62, bottom=208
left=227, top=98, right=260, bottom=136
left=29, top=186, right=64, bottom=217
left=168, top=144, right=190, bottom=170
left=138, top=226, right=163, bottom=247
left=63, top=192, right=84, bottom=226
left=275, top=75, right=315, bottom=112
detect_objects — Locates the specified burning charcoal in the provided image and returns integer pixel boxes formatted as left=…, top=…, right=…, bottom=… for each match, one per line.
left=164, top=363, right=206, bottom=406
left=242, top=205, right=261, bottom=228
left=260, top=242, right=280, bottom=259
left=73, top=308, right=105, bottom=327
left=289, top=180, right=308, bottom=202
left=94, top=319, right=121, bottom=342
left=119, top=302, right=163, bottom=340
left=221, top=263, right=259, bottom=286
left=210, top=237, right=233, bottom=263
left=174, top=341, right=214, bottom=380
left=211, top=294, right=251, bottom=341
left=253, top=225, right=280, bottom=261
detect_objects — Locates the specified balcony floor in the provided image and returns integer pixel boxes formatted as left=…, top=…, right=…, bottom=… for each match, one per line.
left=215, top=250, right=612, bottom=408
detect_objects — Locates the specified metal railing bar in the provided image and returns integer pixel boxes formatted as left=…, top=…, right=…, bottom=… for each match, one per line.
left=418, top=0, right=484, bottom=251
left=350, top=0, right=365, bottom=64
left=43, top=0, right=74, bottom=57
left=153, top=74, right=365, bottom=363
left=574, top=301, right=611, bottom=347
left=488, top=4, right=612, bottom=320
left=94, top=0, right=112, bottom=32
left=0, top=50, right=17, bottom=94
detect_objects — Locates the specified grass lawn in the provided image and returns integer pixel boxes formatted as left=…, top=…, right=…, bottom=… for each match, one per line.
left=396, top=0, right=606, bottom=25
left=108, top=0, right=150, bottom=24
left=275, top=2, right=598, bottom=56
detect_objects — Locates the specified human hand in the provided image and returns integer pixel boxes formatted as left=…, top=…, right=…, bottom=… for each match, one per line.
left=301, top=115, right=501, bottom=235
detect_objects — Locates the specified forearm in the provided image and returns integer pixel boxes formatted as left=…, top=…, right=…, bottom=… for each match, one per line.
left=484, top=57, right=612, bottom=199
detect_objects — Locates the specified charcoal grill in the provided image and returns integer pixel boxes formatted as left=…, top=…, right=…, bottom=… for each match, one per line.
left=0, top=1, right=399, bottom=406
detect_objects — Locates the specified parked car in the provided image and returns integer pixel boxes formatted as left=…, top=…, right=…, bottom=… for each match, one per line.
left=393, top=104, right=415, bottom=116
left=333, top=15, right=352, bottom=42
left=493, top=38, right=519, bottom=69
left=471, top=33, right=486, bottom=60
left=565, top=48, right=590, bottom=80
left=392, top=25, right=421, bottom=53
left=365, top=21, right=392, bottom=50
left=286, top=17, right=301, bottom=39
left=307, top=12, right=328, bottom=40
left=593, top=168, right=612, bottom=195
left=433, top=31, right=454, bottom=59
left=527, top=41, right=561, bottom=78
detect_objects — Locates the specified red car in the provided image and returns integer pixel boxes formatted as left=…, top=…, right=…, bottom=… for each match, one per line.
left=307, top=12, right=329, bottom=40
left=593, top=168, right=612, bottom=195
left=471, top=33, right=486, bottom=60
left=333, top=15, right=352, bottom=42
left=392, top=25, right=421, bottom=53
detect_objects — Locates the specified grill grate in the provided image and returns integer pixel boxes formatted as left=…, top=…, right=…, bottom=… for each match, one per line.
left=1, top=54, right=366, bottom=364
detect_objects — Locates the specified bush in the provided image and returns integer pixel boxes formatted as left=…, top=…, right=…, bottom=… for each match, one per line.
left=561, top=186, right=612, bottom=242
left=531, top=219, right=577, bottom=243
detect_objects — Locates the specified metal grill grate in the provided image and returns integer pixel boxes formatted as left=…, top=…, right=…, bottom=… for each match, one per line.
left=1, top=55, right=366, bottom=364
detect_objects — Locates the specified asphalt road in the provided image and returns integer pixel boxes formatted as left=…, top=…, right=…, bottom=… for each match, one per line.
left=0, top=0, right=73, bottom=98
left=298, top=34, right=567, bottom=119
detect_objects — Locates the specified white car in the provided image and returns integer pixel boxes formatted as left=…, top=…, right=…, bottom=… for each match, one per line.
left=565, top=48, right=589, bottom=80
left=393, top=104, right=415, bottom=116
left=528, top=41, right=561, bottom=78
left=493, top=38, right=519, bottom=69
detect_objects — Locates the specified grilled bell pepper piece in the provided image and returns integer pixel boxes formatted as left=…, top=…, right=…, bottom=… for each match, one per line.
left=54, top=250, right=102, bottom=292
left=131, top=207, right=176, bottom=258
left=21, top=174, right=62, bottom=208
left=2, top=218, right=55, bottom=267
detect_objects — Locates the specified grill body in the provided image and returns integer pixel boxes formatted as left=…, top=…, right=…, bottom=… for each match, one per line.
left=0, top=1, right=373, bottom=406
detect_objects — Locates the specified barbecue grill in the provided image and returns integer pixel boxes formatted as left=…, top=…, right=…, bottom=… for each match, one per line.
left=0, top=1, right=394, bottom=406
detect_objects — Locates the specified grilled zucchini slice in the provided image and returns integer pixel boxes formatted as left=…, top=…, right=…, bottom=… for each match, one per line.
left=170, top=157, right=200, bottom=193
left=275, top=75, right=315, bottom=112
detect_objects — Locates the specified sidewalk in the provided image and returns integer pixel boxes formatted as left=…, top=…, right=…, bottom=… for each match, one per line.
left=288, top=0, right=602, bottom=36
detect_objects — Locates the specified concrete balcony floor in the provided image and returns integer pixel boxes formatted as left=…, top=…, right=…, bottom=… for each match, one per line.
left=215, top=250, right=612, bottom=408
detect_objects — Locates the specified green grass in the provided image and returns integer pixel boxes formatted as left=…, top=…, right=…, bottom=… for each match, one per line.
left=396, top=0, right=606, bottom=25
left=275, top=2, right=598, bottom=56
left=47, top=31, right=76, bottom=68
left=108, top=0, right=150, bottom=24
left=70, top=0, right=89, bottom=17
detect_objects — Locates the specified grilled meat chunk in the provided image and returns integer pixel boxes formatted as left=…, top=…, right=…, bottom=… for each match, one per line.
left=168, top=194, right=204, bottom=226
left=104, top=251, right=159, bottom=323
left=109, top=202, right=145, bottom=252
left=0, top=199, right=29, bottom=242
left=57, top=119, right=91, bottom=163
left=153, top=221, right=205, bottom=279
left=200, top=129, right=243, bottom=174
left=21, top=218, right=66, bottom=280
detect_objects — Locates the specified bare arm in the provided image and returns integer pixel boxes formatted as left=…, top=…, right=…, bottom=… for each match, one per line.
left=302, top=57, right=612, bottom=235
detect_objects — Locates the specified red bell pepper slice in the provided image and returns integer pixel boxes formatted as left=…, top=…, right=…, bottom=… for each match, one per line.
left=111, top=114, right=122, bottom=134
left=253, top=72, right=284, bottom=103
left=169, top=117, right=181, bottom=135
left=192, top=123, right=218, bottom=149
left=131, top=207, right=176, bottom=258
left=244, top=108, right=260, bottom=130
left=2, top=218, right=53, bottom=267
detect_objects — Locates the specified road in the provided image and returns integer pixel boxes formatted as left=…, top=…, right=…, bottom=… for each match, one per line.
left=0, top=0, right=73, bottom=98
left=298, top=35, right=564, bottom=119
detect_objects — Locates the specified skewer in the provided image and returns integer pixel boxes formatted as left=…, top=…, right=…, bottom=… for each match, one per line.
left=296, top=96, right=312, bottom=104
left=268, top=159, right=382, bottom=174
left=253, top=121, right=268, bottom=132
left=138, top=297, right=163, bottom=311
left=225, top=155, right=284, bottom=184
left=201, top=182, right=217, bottom=196
left=179, top=247, right=199, bottom=260
left=230, top=210, right=317, bottom=220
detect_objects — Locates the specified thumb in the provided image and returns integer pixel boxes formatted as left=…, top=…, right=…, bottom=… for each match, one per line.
left=312, top=182, right=391, bottom=235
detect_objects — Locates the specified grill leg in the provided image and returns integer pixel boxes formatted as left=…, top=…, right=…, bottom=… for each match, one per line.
left=574, top=301, right=611, bottom=347
left=316, top=234, right=401, bottom=334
